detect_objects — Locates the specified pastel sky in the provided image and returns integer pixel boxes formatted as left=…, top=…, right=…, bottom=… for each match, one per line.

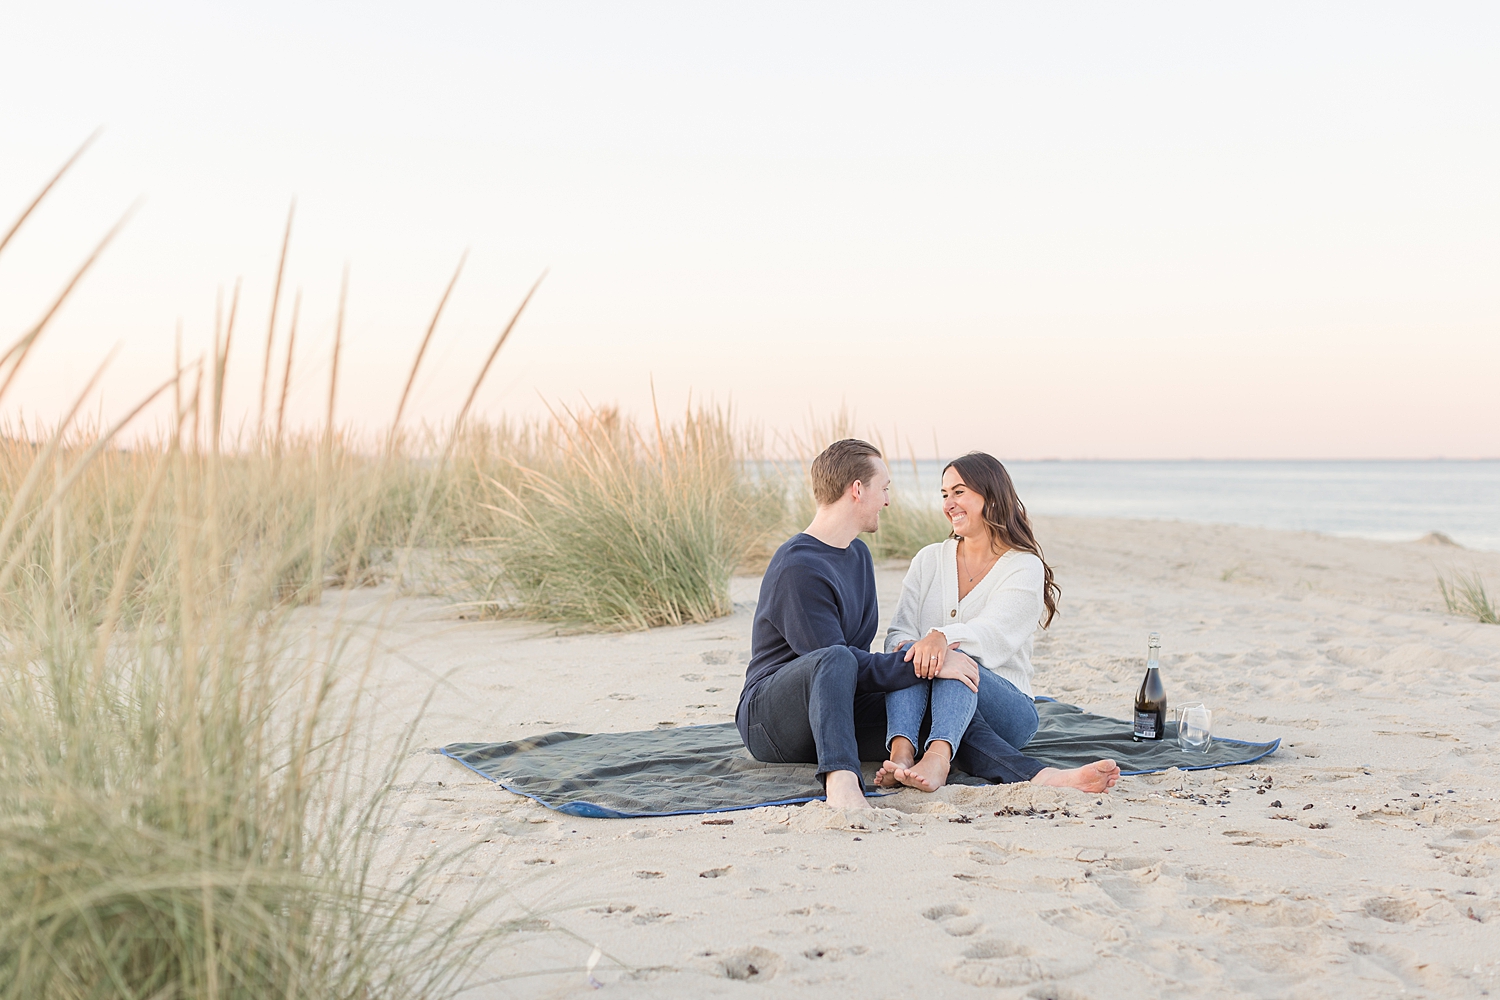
left=2, top=2, right=1497, bottom=458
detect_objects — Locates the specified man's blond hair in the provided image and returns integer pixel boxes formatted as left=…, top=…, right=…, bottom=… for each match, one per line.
left=809, top=438, right=882, bottom=506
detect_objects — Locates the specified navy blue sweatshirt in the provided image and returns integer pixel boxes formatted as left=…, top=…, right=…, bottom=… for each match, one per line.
left=737, top=533, right=920, bottom=721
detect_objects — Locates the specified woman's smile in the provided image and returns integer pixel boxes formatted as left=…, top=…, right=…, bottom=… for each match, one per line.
left=940, top=467, right=987, bottom=538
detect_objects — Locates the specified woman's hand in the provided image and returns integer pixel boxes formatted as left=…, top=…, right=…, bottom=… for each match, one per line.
left=903, top=630, right=957, bottom=679
left=936, top=649, right=981, bottom=693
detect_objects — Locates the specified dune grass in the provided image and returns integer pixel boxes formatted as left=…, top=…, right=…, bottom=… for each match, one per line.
left=0, top=418, right=517, bottom=999
left=1438, top=570, right=1499, bottom=624
left=0, top=146, right=536, bottom=999
left=464, top=404, right=786, bottom=629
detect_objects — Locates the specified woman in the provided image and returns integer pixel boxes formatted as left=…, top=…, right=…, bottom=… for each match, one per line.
left=875, top=452, right=1118, bottom=794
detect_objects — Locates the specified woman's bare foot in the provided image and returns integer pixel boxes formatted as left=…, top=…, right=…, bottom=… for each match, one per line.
left=1029, top=759, right=1121, bottom=793
left=895, top=741, right=953, bottom=792
left=823, top=769, right=872, bottom=810
left=877, top=736, right=917, bottom=788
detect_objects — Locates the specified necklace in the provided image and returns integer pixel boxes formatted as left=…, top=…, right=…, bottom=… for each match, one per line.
left=958, top=537, right=999, bottom=583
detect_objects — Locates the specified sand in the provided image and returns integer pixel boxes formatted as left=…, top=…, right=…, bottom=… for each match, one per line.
left=340, top=516, right=1500, bottom=998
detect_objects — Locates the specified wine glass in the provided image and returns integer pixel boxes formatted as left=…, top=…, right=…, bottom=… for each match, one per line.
left=1177, top=704, right=1211, bottom=753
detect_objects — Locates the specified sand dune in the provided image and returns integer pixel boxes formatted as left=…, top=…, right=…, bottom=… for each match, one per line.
left=345, top=517, right=1500, bottom=998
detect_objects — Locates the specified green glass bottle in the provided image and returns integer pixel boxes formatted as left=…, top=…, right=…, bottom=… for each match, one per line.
left=1132, top=632, right=1167, bottom=742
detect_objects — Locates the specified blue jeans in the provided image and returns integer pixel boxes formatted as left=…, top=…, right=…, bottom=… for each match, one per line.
left=885, top=666, right=1040, bottom=757
left=976, top=667, right=1040, bottom=749
left=886, top=679, right=976, bottom=753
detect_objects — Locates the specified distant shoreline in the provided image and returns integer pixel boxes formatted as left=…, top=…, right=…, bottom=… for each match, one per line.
left=884, top=459, right=1500, bottom=553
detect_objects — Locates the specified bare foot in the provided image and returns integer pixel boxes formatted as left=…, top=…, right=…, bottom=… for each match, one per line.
left=876, top=737, right=916, bottom=788
left=1029, top=759, right=1121, bottom=793
left=823, top=769, right=871, bottom=810
left=895, top=742, right=952, bottom=792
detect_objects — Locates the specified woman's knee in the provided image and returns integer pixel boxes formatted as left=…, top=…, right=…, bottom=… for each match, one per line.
left=1008, top=697, right=1040, bottom=746
left=978, top=674, right=1039, bottom=746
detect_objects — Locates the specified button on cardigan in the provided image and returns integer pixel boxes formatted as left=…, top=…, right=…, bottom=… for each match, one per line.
left=882, top=538, right=1047, bottom=698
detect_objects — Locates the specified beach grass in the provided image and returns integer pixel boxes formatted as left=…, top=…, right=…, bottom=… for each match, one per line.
left=1438, top=570, right=1499, bottom=624
left=0, top=147, right=539, bottom=997
left=464, top=403, right=787, bottom=629
left=0, top=419, right=515, bottom=999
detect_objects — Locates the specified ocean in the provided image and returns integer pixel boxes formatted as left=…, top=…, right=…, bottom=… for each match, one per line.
left=885, top=460, right=1500, bottom=553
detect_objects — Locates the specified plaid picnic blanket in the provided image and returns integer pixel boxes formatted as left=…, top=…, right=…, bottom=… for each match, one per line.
left=440, top=699, right=1279, bottom=818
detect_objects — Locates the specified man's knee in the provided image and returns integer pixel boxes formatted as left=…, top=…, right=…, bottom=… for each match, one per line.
left=811, top=645, right=858, bottom=683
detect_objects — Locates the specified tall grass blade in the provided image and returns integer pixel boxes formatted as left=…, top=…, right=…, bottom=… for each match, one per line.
left=451, top=270, right=546, bottom=442
left=275, top=289, right=301, bottom=448
left=0, top=128, right=99, bottom=261
left=392, top=250, right=467, bottom=438
left=0, top=201, right=139, bottom=407
left=257, top=201, right=295, bottom=439
left=212, top=278, right=241, bottom=448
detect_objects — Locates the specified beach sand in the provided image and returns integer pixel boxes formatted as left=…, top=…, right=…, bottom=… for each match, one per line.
left=344, top=517, right=1500, bottom=998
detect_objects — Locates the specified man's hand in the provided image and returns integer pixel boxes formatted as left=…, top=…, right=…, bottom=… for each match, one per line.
left=935, top=649, right=980, bottom=693
left=903, top=630, right=957, bottom=679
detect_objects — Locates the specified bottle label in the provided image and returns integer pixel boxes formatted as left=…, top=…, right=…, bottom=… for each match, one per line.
left=1133, top=710, right=1158, bottom=739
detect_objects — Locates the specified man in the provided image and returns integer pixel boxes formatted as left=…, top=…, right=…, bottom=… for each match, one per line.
left=736, top=439, right=1119, bottom=810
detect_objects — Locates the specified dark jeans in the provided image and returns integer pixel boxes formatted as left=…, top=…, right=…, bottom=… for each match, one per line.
left=952, top=707, right=1047, bottom=784
left=738, top=647, right=889, bottom=790
left=737, top=646, right=1047, bottom=790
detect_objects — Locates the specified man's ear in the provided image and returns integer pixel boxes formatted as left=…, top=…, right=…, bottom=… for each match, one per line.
left=848, top=479, right=863, bottom=503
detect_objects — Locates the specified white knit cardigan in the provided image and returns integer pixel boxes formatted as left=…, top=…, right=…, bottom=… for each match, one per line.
left=883, top=538, right=1046, bottom=697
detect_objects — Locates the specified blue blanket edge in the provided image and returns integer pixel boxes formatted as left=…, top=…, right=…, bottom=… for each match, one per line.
left=437, top=733, right=1283, bottom=820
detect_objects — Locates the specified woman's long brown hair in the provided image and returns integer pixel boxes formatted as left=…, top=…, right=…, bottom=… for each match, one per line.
left=944, top=451, right=1060, bottom=628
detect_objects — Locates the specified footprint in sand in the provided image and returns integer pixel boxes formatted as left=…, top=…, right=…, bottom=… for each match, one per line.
left=696, top=946, right=781, bottom=982
left=633, top=910, right=671, bottom=925
left=1025, top=986, right=1095, bottom=1000
left=944, top=938, right=1043, bottom=988
left=1348, top=940, right=1452, bottom=991
left=923, top=902, right=984, bottom=937
left=1038, top=905, right=1129, bottom=943
left=1200, top=896, right=1331, bottom=927
left=961, top=939, right=1031, bottom=960
left=803, top=944, right=869, bottom=961
left=1362, top=895, right=1422, bottom=923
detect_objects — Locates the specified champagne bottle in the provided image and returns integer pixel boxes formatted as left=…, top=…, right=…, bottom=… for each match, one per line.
left=1132, top=632, right=1167, bottom=741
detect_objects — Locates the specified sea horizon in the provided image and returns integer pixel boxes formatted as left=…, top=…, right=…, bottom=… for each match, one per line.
left=886, top=458, right=1500, bottom=554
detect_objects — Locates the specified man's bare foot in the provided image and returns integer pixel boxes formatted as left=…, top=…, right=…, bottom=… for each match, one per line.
left=876, top=737, right=916, bottom=788
left=1029, top=759, right=1121, bottom=793
left=823, top=769, right=871, bottom=810
left=895, top=741, right=953, bottom=792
